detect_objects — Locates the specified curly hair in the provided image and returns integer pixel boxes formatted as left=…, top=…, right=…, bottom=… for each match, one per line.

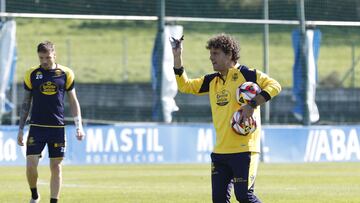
left=206, top=34, right=240, bottom=62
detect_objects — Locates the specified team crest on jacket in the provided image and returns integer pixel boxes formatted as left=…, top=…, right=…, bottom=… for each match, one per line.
left=216, top=89, right=230, bottom=106
left=54, top=69, right=63, bottom=77
left=232, top=73, right=238, bottom=81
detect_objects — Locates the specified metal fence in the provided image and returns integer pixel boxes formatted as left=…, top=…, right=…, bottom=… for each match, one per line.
left=2, top=84, right=360, bottom=125
left=1, top=0, right=360, bottom=124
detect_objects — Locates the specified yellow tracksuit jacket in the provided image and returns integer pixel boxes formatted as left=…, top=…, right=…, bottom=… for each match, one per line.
left=175, top=64, right=281, bottom=153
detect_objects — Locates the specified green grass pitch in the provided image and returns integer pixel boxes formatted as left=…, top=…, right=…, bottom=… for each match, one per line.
left=1, top=162, right=359, bottom=202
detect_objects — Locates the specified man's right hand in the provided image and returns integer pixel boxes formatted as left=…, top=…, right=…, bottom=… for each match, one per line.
left=239, top=104, right=255, bottom=121
left=17, top=130, right=24, bottom=146
left=76, top=128, right=85, bottom=141
left=170, top=35, right=184, bottom=60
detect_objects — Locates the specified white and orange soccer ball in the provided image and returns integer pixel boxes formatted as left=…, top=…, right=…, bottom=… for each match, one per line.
left=236, top=81, right=261, bottom=106
left=230, top=109, right=257, bottom=136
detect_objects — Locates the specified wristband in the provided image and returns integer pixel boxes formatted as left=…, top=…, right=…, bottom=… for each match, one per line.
left=74, top=116, right=83, bottom=131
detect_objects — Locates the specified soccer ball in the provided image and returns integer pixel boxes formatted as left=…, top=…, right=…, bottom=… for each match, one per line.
left=230, top=110, right=257, bottom=136
left=236, top=82, right=261, bottom=106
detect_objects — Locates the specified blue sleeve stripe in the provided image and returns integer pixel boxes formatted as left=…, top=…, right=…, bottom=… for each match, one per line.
left=239, top=65, right=257, bottom=82
left=199, top=73, right=218, bottom=93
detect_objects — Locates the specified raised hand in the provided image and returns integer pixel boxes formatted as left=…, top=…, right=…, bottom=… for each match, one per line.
left=170, top=35, right=184, bottom=49
left=170, top=35, right=184, bottom=68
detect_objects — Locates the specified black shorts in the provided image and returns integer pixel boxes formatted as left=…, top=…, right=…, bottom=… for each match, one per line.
left=211, top=152, right=261, bottom=202
left=26, top=125, right=66, bottom=158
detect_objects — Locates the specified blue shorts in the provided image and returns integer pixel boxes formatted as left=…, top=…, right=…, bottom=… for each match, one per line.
left=26, top=125, right=66, bottom=158
left=211, top=152, right=261, bottom=203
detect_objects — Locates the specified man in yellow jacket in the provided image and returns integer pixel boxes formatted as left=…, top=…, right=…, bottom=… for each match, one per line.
left=171, top=34, right=281, bottom=203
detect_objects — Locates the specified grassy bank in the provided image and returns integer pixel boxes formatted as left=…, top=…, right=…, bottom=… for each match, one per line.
left=15, top=18, right=360, bottom=87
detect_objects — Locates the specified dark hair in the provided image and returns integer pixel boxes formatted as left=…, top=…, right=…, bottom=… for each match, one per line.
left=37, top=41, right=55, bottom=53
left=206, top=34, right=240, bottom=62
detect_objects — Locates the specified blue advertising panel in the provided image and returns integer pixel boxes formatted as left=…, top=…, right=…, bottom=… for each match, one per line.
left=263, top=126, right=360, bottom=163
left=0, top=124, right=359, bottom=165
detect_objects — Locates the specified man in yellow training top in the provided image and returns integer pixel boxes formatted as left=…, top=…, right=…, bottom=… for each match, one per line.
left=17, top=41, right=85, bottom=203
left=171, top=34, right=281, bottom=203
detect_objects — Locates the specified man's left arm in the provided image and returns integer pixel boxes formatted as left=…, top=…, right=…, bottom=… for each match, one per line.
left=241, top=70, right=281, bottom=119
left=256, top=70, right=282, bottom=101
left=67, top=89, right=85, bottom=141
left=251, top=71, right=281, bottom=107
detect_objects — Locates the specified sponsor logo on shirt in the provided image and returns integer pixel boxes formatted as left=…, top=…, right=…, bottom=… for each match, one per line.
left=215, top=89, right=230, bottom=106
left=40, top=81, right=58, bottom=95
